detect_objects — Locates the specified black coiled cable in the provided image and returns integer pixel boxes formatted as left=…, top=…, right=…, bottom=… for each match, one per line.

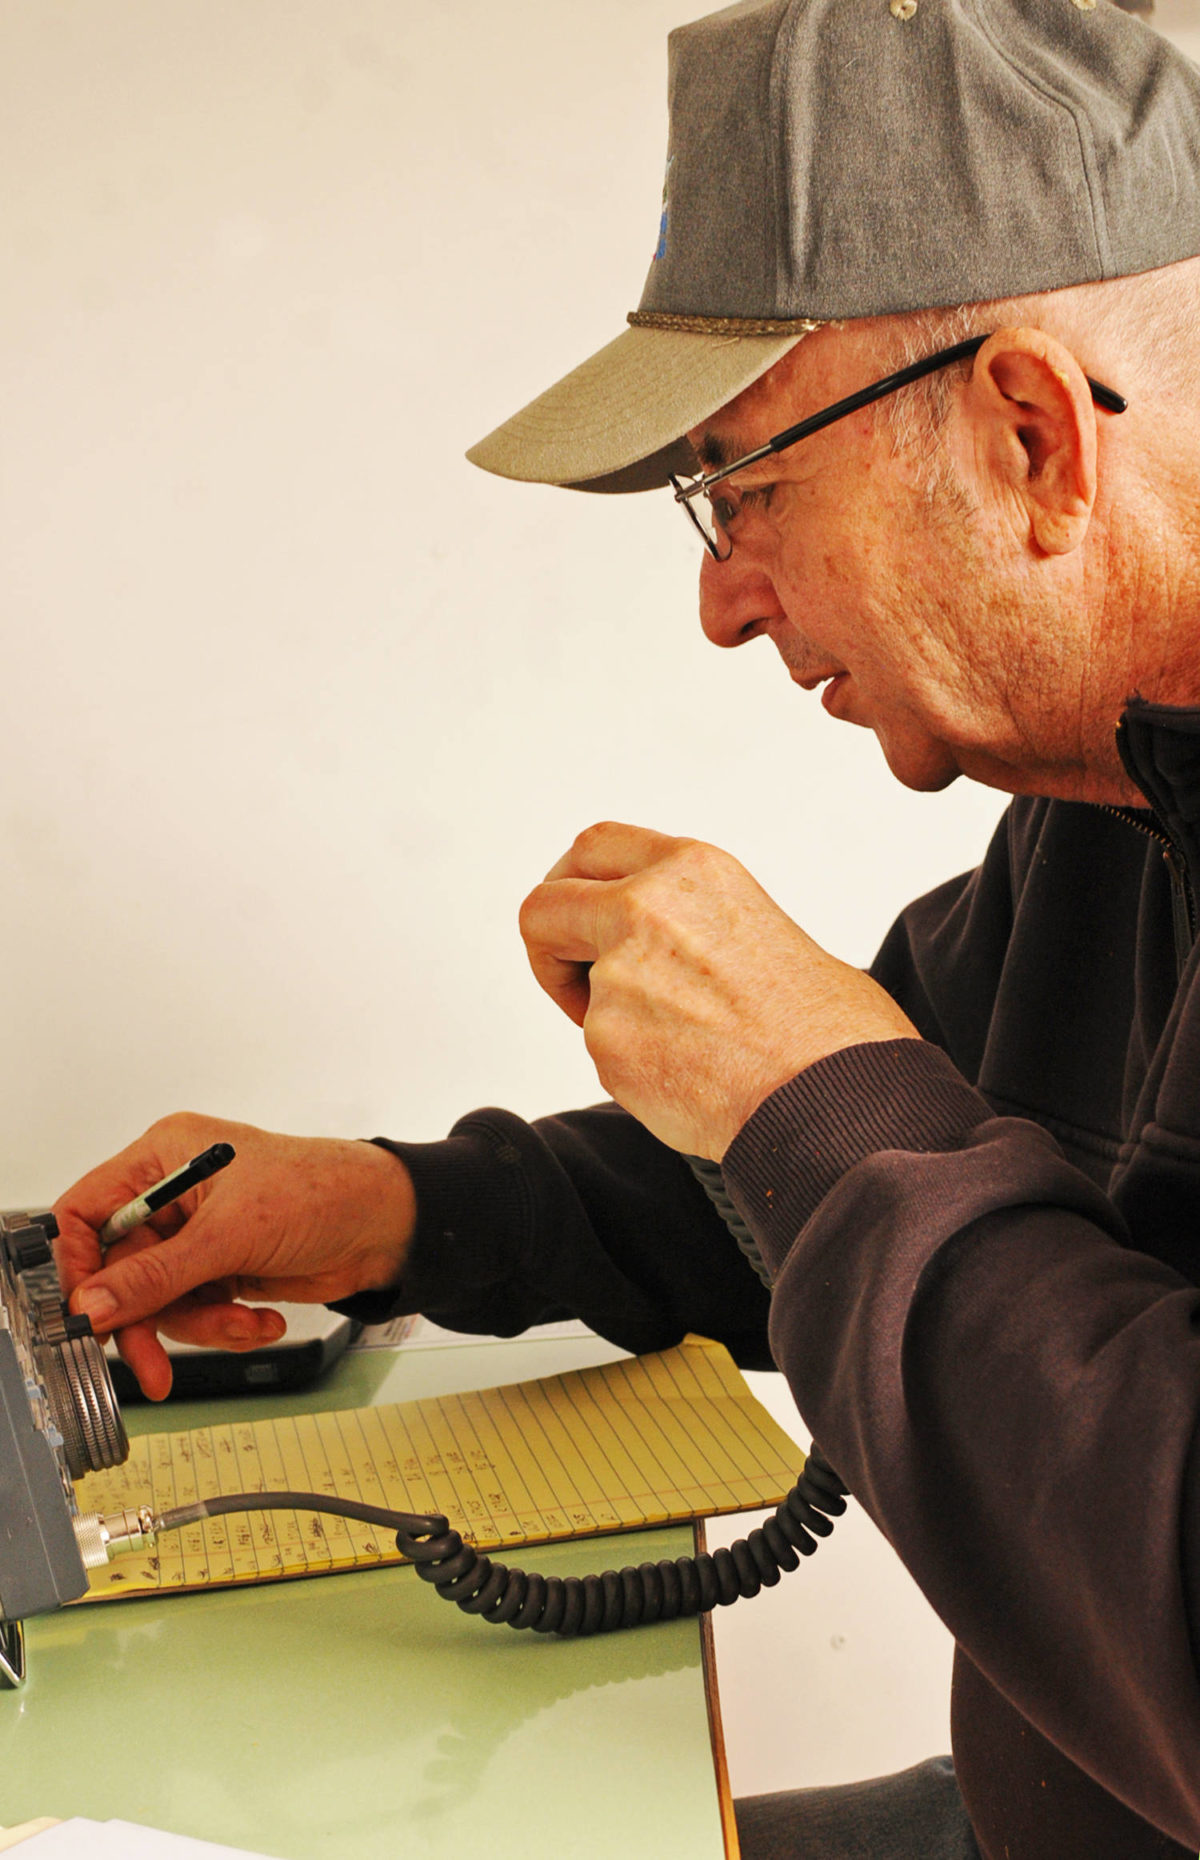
left=157, top=1445, right=846, bottom=1640
left=398, top=1443, right=847, bottom=1636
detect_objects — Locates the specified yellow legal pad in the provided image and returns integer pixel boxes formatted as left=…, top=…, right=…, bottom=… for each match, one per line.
left=73, top=1336, right=801, bottom=1601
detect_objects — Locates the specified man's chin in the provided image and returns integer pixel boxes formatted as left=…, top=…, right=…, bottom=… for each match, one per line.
left=876, top=733, right=962, bottom=793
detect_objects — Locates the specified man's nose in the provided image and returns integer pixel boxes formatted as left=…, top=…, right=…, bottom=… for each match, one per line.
left=698, top=549, right=785, bottom=649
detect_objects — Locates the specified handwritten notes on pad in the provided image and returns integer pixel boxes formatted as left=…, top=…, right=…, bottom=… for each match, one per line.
left=74, top=1335, right=799, bottom=1600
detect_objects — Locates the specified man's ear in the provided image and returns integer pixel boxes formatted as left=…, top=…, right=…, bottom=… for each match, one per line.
left=961, top=328, right=1098, bottom=556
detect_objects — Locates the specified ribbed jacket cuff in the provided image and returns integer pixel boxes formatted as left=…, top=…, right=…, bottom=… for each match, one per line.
left=722, top=1039, right=994, bottom=1278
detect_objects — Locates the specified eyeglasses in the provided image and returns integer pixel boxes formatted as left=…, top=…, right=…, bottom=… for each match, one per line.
left=669, top=333, right=1127, bottom=561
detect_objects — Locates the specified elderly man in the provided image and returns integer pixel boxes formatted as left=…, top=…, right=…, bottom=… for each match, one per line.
left=53, top=2, right=1200, bottom=1855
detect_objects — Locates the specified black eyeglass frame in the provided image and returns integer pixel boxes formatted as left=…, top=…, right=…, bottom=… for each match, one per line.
left=669, top=333, right=1127, bottom=560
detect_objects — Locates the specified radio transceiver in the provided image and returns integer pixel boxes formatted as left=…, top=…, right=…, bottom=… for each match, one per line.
left=0, top=1208, right=138, bottom=1689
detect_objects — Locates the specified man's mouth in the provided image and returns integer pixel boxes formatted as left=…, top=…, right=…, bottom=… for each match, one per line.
left=819, top=671, right=852, bottom=715
left=791, top=668, right=849, bottom=700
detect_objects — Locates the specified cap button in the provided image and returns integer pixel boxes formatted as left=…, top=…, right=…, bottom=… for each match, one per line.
left=889, top=0, right=918, bottom=17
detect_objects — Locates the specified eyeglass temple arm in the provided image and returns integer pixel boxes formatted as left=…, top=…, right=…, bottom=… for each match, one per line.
left=735, top=334, right=1127, bottom=473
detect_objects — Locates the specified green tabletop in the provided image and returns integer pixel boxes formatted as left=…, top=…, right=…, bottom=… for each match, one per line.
left=0, top=1336, right=733, bottom=1859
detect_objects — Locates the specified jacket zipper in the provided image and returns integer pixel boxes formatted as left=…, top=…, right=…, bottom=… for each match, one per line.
left=1102, top=803, right=1197, bottom=980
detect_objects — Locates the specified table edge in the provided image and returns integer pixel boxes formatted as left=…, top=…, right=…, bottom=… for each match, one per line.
left=695, top=1518, right=741, bottom=1860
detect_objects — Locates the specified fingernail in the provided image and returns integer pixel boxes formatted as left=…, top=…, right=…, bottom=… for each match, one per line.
left=224, top=1319, right=255, bottom=1344
left=75, top=1287, right=118, bottom=1327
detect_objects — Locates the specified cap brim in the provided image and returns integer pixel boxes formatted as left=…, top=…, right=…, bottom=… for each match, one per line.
left=466, top=324, right=813, bottom=494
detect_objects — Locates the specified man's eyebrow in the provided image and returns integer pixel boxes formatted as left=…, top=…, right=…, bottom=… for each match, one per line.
left=695, top=430, right=752, bottom=472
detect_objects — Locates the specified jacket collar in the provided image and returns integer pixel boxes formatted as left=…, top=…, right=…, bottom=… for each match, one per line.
left=1117, top=697, right=1200, bottom=880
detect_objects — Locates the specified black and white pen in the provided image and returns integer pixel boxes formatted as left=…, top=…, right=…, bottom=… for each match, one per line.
left=98, top=1142, right=236, bottom=1248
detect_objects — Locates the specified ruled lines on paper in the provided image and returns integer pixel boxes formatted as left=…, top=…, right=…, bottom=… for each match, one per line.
left=73, top=1335, right=801, bottom=1601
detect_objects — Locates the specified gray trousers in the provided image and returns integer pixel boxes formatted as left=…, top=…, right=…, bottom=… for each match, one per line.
left=734, top=1756, right=983, bottom=1860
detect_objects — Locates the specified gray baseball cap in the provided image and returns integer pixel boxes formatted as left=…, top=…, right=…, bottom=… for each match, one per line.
left=468, top=0, right=1200, bottom=494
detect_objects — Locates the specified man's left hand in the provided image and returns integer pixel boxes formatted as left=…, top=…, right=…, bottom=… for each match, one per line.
left=519, top=821, right=921, bottom=1161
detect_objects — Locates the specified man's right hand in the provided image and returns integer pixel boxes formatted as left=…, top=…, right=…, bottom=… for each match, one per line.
left=53, top=1113, right=417, bottom=1401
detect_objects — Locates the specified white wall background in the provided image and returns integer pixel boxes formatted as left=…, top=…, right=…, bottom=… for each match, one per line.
left=2, top=0, right=1010, bottom=1199
left=5, top=0, right=1197, bottom=1811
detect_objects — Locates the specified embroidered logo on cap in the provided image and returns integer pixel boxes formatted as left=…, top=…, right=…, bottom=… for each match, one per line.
left=654, top=153, right=675, bottom=261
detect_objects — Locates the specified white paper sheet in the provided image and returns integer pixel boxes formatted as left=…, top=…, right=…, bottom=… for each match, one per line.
left=12, top=1821, right=274, bottom=1858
